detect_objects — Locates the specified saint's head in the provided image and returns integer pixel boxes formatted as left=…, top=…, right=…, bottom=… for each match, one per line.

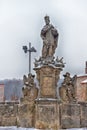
left=44, top=15, right=50, bottom=25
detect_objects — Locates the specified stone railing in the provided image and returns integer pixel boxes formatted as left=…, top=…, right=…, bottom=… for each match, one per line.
left=0, top=101, right=87, bottom=129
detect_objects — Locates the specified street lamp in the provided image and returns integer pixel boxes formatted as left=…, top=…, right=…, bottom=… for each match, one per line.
left=22, top=42, right=36, bottom=74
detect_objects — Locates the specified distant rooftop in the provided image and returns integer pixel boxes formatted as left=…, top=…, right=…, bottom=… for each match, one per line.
left=77, top=73, right=87, bottom=78
left=81, top=79, right=87, bottom=84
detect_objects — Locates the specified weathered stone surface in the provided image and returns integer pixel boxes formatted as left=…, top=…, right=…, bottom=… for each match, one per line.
left=1, top=101, right=87, bottom=128
left=61, top=117, right=80, bottom=129
left=0, top=102, right=35, bottom=127
left=1, top=116, right=17, bottom=126
left=61, top=104, right=80, bottom=116
left=59, top=85, right=67, bottom=102
left=0, top=104, right=18, bottom=126
left=59, top=72, right=77, bottom=103
left=80, top=102, right=87, bottom=127
left=34, top=65, right=62, bottom=98
left=60, top=103, right=80, bottom=128
left=0, top=116, right=2, bottom=125
left=17, top=102, right=35, bottom=128
left=40, top=15, right=59, bottom=59
left=22, top=73, right=38, bottom=101
left=35, top=99, right=60, bottom=130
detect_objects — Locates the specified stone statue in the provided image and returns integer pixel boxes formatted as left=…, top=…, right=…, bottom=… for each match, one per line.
left=22, top=73, right=38, bottom=101
left=60, top=72, right=77, bottom=103
left=41, top=15, right=59, bottom=58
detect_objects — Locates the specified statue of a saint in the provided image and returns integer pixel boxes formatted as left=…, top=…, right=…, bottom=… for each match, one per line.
left=41, top=15, right=59, bottom=58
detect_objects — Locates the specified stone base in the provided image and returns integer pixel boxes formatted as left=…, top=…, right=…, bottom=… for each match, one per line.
left=1, top=100, right=87, bottom=128
left=17, top=102, right=35, bottom=128
left=60, top=103, right=80, bottom=129
left=79, top=102, right=87, bottom=127
left=35, top=98, right=60, bottom=130
left=0, top=103, right=18, bottom=126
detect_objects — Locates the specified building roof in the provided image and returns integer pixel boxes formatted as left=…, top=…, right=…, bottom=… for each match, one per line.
left=77, top=74, right=87, bottom=78
left=81, top=79, right=87, bottom=84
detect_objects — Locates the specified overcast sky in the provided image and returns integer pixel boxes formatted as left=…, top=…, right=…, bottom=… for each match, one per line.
left=0, top=0, right=87, bottom=79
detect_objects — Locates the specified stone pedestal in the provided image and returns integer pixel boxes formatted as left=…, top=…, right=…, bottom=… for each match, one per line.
left=80, top=102, right=87, bottom=127
left=34, top=64, right=63, bottom=130
left=60, top=103, right=80, bottom=129
left=0, top=103, right=18, bottom=126
left=34, top=65, right=62, bottom=98
left=17, top=101, right=35, bottom=128
left=35, top=98, right=60, bottom=130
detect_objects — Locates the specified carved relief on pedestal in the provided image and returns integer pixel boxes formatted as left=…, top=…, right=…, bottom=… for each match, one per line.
left=41, top=76, right=54, bottom=97
left=35, top=100, right=60, bottom=129
left=34, top=65, right=62, bottom=98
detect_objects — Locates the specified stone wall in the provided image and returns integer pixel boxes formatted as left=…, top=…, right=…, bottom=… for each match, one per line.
left=0, top=101, right=35, bottom=128
left=0, top=101, right=87, bottom=129
left=17, top=101, right=35, bottom=128
left=0, top=102, right=18, bottom=126
left=80, top=102, right=87, bottom=127
left=60, top=103, right=80, bottom=128
left=60, top=102, right=87, bottom=129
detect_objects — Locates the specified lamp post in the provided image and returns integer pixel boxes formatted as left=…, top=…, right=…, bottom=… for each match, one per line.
left=22, top=42, right=36, bottom=74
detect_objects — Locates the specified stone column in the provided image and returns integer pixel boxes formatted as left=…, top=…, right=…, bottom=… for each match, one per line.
left=33, top=15, right=65, bottom=129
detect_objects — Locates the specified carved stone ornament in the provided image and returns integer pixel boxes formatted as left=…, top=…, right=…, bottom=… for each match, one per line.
left=34, top=65, right=62, bottom=98
left=34, top=56, right=65, bottom=69
left=22, top=73, right=38, bottom=101
left=59, top=72, right=77, bottom=103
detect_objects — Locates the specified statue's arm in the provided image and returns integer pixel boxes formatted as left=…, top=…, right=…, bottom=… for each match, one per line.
left=40, top=29, right=45, bottom=40
left=41, top=25, right=54, bottom=40
left=51, top=28, right=59, bottom=37
left=41, top=25, right=53, bottom=34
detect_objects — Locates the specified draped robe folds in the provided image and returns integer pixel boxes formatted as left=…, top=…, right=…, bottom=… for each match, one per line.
left=41, top=24, right=58, bottom=58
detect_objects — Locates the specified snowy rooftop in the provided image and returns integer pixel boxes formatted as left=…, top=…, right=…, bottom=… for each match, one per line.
left=77, top=73, right=87, bottom=77
left=81, top=79, right=87, bottom=84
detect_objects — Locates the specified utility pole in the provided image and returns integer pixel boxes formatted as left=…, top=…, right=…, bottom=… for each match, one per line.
left=22, top=42, right=36, bottom=74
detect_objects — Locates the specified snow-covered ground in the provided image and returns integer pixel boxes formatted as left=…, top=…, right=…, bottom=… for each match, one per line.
left=0, top=127, right=87, bottom=130
left=0, top=127, right=35, bottom=130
